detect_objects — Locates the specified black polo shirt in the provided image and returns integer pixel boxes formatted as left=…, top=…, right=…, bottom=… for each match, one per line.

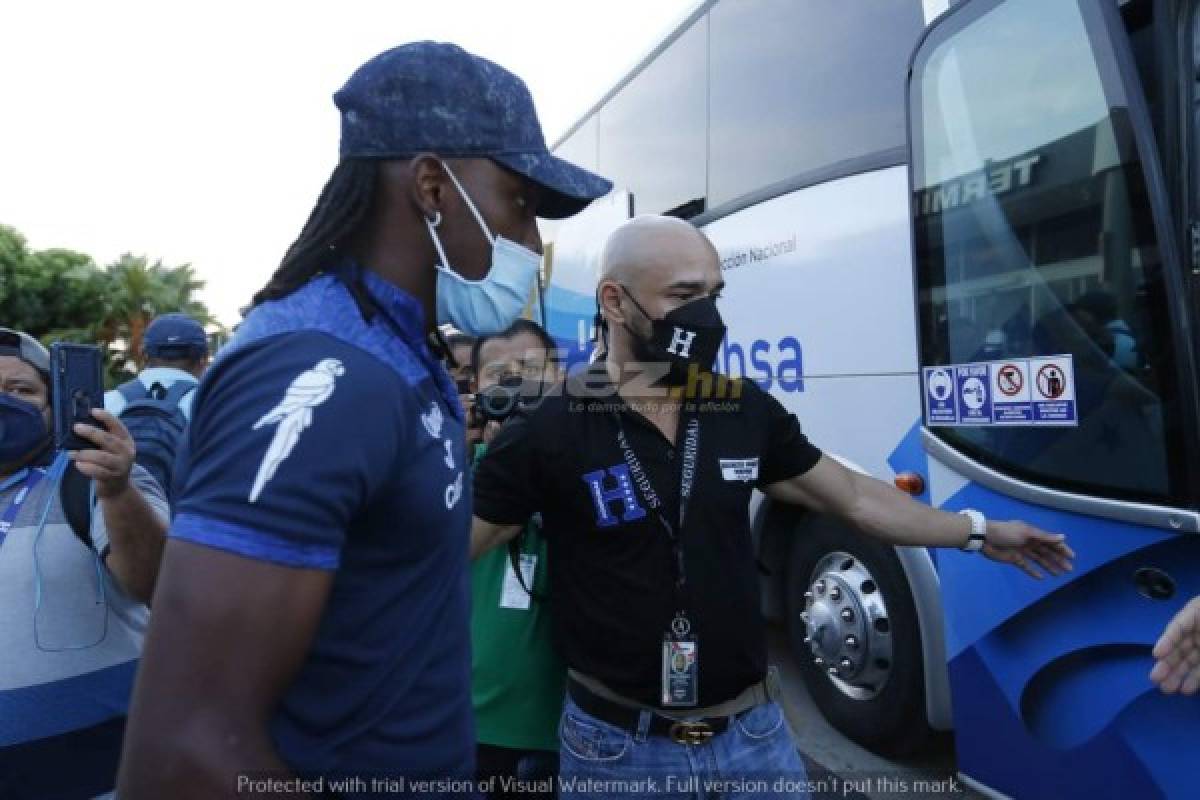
left=473, top=367, right=822, bottom=708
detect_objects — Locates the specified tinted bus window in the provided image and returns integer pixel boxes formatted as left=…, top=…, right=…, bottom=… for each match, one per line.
left=708, top=0, right=923, bottom=207
left=912, top=0, right=1186, bottom=504
left=596, top=19, right=707, bottom=216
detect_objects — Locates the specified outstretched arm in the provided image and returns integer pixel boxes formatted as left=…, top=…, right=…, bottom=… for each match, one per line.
left=764, top=455, right=1074, bottom=579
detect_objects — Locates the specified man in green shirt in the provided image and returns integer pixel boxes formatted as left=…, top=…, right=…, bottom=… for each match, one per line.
left=470, top=319, right=564, bottom=799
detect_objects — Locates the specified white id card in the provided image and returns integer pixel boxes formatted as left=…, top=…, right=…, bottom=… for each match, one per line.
left=500, top=553, right=537, bottom=611
left=661, top=637, right=700, bottom=707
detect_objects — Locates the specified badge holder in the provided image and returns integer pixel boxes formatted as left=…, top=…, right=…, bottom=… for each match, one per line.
left=661, top=612, right=699, bottom=707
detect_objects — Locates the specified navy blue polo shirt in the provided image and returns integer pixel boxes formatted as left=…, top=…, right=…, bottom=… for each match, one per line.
left=170, top=264, right=474, bottom=789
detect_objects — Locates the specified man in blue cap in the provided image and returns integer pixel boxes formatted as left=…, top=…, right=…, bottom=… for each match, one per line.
left=105, top=312, right=210, bottom=422
left=118, top=42, right=611, bottom=798
left=104, top=313, right=210, bottom=501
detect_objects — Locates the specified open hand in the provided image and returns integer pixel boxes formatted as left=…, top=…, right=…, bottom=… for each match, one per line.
left=1150, top=595, right=1200, bottom=695
left=981, top=520, right=1075, bottom=579
left=70, top=408, right=135, bottom=499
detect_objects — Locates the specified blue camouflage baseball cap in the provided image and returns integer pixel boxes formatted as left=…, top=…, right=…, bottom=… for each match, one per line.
left=335, top=41, right=613, bottom=219
left=144, top=313, right=209, bottom=358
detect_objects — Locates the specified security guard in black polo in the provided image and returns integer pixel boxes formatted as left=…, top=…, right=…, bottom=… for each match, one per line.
left=471, top=216, right=1073, bottom=798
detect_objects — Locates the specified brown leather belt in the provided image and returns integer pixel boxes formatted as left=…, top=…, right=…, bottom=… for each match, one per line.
left=565, top=675, right=770, bottom=745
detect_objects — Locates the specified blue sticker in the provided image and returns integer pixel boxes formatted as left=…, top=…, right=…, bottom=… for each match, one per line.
left=924, top=367, right=957, bottom=426
left=955, top=364, right=992, bottom=425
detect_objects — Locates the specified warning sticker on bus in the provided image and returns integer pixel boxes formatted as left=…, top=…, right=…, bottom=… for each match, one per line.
left=922, top=356, right=1077, bottom=428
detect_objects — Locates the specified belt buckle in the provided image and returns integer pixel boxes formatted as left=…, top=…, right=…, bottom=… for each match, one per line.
left=669, top=720, right=714, bottom=745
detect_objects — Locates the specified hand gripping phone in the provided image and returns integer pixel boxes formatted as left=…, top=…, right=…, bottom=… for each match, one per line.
left=50, top=342, right=103, bottom=451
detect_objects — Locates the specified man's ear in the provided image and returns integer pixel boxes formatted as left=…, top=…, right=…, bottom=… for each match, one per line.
left=597, top=280, right=626, bottom=328
left=408, top=154, right=448, bottom=221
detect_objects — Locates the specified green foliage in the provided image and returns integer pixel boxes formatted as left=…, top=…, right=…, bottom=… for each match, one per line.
left=0, top=224, right=223, bottom=387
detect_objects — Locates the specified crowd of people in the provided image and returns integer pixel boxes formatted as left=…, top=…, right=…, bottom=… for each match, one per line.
left=0, top=39, right=1196, bottom=800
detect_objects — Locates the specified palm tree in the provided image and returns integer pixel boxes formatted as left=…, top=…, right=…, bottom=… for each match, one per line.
left=94, top=255, right=223, bottom=382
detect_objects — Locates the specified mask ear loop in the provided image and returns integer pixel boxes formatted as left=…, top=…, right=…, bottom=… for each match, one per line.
left=593, top=288, right=612, bottom=357
left=440, top=160, right=497, bottom=247
left=618, top=284, right=655, bottom=324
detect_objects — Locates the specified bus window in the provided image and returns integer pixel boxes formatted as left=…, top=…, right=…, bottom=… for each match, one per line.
left=595, top=19, right=706, bottom=216
left=911, top=0, right=1187, bottom=504
left=708, top=0, right=923, bottom=207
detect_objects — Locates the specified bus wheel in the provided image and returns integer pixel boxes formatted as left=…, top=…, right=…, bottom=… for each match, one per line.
left=785, top=516, right=930, bottom=755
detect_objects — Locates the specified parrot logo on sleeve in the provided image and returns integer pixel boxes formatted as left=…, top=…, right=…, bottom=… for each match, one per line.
left=249, top=358, right=346, bottom=503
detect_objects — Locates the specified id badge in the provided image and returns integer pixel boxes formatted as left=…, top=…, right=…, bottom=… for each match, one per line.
left=661, top=615, right=700, bottom=707
left=500, top=554, right=537, bottom=611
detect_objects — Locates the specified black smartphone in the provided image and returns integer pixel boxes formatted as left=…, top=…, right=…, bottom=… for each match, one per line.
left=50, top=342, right=103, bottom=451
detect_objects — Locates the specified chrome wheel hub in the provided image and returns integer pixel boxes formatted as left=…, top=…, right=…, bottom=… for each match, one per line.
left=801, top=551, right=893, bottom=700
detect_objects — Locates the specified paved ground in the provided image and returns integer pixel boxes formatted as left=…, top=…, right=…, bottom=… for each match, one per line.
left=767, top=627, right=984, bottom=800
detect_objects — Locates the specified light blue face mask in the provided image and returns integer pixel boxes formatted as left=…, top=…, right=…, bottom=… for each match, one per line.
left=426, top=162, right=541, bottom=337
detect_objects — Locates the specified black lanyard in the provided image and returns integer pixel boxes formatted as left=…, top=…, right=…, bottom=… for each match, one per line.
left=613, top=409, right=701, bottom=611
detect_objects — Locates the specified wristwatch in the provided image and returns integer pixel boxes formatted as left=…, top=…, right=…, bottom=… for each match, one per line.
left=958, top=509, right=987, bottom=552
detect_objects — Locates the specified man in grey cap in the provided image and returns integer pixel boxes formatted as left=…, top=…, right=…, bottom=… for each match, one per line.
left=119, top=42, right=611, bottom=798
left=0, top=327, right=168, bottom=799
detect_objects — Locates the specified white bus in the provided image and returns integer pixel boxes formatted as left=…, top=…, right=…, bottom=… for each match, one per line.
left=537, top=1, right=1199, bottom=797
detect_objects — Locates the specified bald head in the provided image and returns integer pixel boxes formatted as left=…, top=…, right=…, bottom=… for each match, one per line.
left=601, top=215, right=718, bottom=289
left=596, top=215, right=724, bottom=365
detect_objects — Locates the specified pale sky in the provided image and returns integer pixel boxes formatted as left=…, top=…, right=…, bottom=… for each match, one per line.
left=0, top=0, right=696, bottom=325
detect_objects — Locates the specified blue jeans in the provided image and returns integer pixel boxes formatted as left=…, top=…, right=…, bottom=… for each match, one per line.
left=558, top=696, right=809, bottom=799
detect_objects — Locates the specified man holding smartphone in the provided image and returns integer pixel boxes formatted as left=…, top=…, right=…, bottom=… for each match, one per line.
left=0, top=327, right=169, bottom=800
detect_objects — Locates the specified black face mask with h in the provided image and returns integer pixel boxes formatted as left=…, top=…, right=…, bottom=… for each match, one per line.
left=621, top=286, right=726, bottom=386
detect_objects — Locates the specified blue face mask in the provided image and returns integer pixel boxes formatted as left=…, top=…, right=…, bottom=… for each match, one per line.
left=0, top=393, right=49, bottom=464
left=426, top=162, right=541, bottom=337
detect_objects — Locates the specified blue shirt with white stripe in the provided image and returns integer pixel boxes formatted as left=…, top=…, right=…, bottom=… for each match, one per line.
left=171, top=264, right=474, bottom=789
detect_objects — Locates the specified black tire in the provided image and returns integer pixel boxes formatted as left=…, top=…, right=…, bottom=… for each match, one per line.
left=784, top=514, right=931, bottom=756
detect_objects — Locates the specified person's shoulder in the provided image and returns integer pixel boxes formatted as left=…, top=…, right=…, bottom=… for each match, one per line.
left=213, top=330, right=398, bottom=385
left=724, top=374, right=767, bottom=400
left=234, top=279, right=435, bottom=391
left=193, top=330, right=406, bottom=432
left=694, top=373, right=771, bottom=411
left=525, top=382, right=574, bottom=422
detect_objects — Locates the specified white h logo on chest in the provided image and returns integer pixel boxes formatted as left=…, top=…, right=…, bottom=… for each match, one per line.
left=667, top=327, right=697, bottom=358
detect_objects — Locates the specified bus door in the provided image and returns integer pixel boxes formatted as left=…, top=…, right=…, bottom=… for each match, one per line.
left=907, top=0, right=1199, bottom=797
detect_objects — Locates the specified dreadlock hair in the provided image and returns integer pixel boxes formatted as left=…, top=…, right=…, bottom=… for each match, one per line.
left=250, top=158, right=380, bottom=308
